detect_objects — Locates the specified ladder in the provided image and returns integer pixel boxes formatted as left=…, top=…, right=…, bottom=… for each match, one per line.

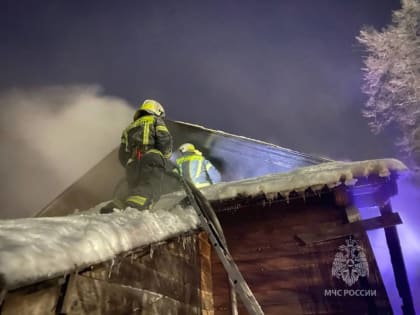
left=181, top=179, right=264, bottom=315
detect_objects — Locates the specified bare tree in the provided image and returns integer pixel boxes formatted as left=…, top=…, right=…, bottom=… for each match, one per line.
left=357, top=0, right=420, bottom=169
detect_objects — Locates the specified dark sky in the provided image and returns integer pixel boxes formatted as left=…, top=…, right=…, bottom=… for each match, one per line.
left=0, top=1, right=405, bottom=217
left=1, top=0, right=401, bottom=159
left=0, top=0, right=405, bottom=218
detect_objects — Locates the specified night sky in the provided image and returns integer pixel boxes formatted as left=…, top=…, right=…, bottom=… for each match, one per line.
left=1, top=0, right=401, bottom=158
left=1, top=1, right=419, bottom=313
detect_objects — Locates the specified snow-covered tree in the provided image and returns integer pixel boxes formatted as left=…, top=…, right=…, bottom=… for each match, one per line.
left=357, top=0, right=420, bottom=169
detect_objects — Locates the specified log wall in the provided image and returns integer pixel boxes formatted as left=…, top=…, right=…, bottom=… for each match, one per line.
left=1, top=232, right=213, bottom=315
left=211, top=195, right=392, bottom=315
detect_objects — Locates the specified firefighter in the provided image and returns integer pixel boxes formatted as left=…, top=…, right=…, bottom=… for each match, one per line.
left=176, top=143, right=221, bottom=188
left=101, top=99, right=174, bottom=213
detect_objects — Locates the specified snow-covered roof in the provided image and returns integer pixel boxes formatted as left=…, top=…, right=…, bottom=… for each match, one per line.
left=203, top=159, right=407, bottom=200
left=0, top=206, right=199, bottom=290
left=0, top=158, right=407, bottom=291
left=156, top=158, right=408, bottom=209
left=203, top=158, right=407, bottom=201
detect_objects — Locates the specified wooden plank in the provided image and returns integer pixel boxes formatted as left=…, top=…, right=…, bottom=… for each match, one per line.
left=213, top=234, right=391, bottom=314
left=218, top=221, right=348, bottom=262
left=345, top=206, right=361, bottom=223
left=214, top=233, right=358, bottom=265
left=61, top=273, right=201, bottom=315
left=226, top=243, right=336, bottom=263
left=83, top=259, right=201, bottom=306
left=198, top=232, right=214, bottom=313
left=80, top=233, right=202, bottom=307
left=296, top=212, right=402, bottom=245
left=214, top=303, right=304, bottom=315
left=1, top=284, right=60, bottom=315
left=222, top=244, right=384, bottom=290
left=212, top=273, right=231, bottom=310
left=218, top=203, right=345, bottom=230
left=218, top=213, right=347, bottom=259
left=213, top=286, right=390, bottom=314
left=158, top=233, right=200, bottom=266
left=218, top=297, right=354, bottom=315
left=215, top=296, right=392, bottom=315
left=212, top=198, right=393, bottom=314
left=242, top=303, right=304, bottom=315
left=213, top=188, right=335, bottom=215
left=37, top=232, right=212, bottom=314
left=213, top=266, right=317, bottom=292
left=199, top=231, right=212, bottom=259
left=128, top=233, right=199, bottom=268
left=241, top=289, right=303, bottom=307
left=351, top=178, right=398, bottom=208
left=215, top=285, right=392, bottom=315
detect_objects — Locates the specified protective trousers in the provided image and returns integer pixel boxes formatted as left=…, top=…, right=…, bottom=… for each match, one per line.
left=125, top=151, right=167, bottom=210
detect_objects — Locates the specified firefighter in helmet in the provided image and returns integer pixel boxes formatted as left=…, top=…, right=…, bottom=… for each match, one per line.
left=176, top=143, right=221, bottom=188
left=102, top=99, right=174, bottom=213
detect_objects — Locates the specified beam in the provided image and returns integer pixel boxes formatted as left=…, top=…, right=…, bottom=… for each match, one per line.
left=380, top=202, right=415, bottom=315
left=296, top=212, right=402, bottom=245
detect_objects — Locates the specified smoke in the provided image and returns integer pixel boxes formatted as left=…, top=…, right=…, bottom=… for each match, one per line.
left=0, top=85, right=133, bottom=219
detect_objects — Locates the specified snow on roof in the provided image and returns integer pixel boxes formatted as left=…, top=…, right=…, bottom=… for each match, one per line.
left=155, top=158, right=408, bottom=209
left=201, top=158, right=407, bottom=201
left=0, top=158, right=407, bottom=290
left=0, top=206, right=199, bottom=290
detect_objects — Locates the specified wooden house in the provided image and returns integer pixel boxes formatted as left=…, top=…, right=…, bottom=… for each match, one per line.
left=0, top=122, right=414, bottom=315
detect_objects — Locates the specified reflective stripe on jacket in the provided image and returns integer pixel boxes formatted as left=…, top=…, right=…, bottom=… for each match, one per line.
left=176, top=153, right=221, bottom=188
left=119, top=114, right=172, bottom=166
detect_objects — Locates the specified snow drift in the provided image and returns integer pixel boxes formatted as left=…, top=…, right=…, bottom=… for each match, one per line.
left=0, top=206, right=200, bottom=290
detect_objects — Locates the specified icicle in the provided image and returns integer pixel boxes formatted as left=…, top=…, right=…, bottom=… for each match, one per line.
left=182, top=236, right=188, bottom=250
left=114, top=259, right=122, bottom=276
left=149, top=245, right=155, bottom=259
left=61, top=273, right=68, bottom=285
left=0, top=288, right=6, bottom=306
left=108, top=258, right=115, bottom=279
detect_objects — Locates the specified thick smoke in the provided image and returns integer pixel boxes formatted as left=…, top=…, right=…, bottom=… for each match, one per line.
left=0, top=85, right=133, bottom=218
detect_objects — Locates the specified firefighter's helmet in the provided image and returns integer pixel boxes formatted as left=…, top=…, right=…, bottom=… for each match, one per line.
left=179, top=143, right=195, bottom=153
left=134, top=99, right=165, bottom=120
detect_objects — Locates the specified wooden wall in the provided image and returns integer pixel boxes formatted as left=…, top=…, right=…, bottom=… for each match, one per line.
left=1, top=232, right=214, bottom=315
left=211, top=194, right=392, bottom=315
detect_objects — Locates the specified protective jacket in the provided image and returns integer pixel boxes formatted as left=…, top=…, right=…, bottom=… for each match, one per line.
left=118, top=114, right=172, bottom=167
left=176, top=151, right=221, bottom=188
left=116, top=111, right=173, bottom=210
